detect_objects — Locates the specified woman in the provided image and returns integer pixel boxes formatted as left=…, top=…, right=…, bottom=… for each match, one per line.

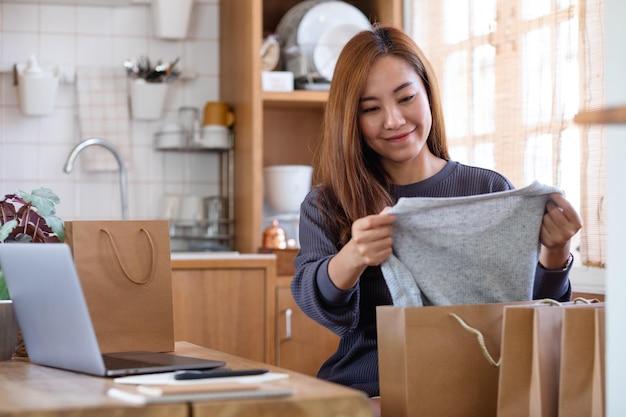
left=291, top=25, right=582, bottom=399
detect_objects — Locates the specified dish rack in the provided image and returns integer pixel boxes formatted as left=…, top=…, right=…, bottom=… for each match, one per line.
left=157, top=147, right=234, bottom=252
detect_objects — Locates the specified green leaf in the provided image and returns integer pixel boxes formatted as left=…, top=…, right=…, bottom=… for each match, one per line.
left=31, top=187, right=61, bottom=204
left=0, top=270, right=9, bottom=300
left=18, top=187, right=60, bottom=217
left=0, top=220, right=18, bottom=242
left=44, top=215, right=65, bottom=242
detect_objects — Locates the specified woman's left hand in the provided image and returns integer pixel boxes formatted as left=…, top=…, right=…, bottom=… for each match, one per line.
left=538, top=193, right=583, bottom=269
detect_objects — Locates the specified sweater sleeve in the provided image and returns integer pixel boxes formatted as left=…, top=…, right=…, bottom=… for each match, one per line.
left=291, top=190, right=360, bottom=336
left=532, top=258, right=573, bottom=302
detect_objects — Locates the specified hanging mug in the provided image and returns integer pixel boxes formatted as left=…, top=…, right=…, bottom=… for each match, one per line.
left=203, top=101, right=235, bottom=127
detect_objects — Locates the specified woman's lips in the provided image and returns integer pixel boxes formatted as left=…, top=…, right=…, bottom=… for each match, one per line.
left=384, top=128, right=415, bottom=141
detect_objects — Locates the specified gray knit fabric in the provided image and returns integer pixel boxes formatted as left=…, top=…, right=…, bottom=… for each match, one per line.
left=381, top=181, right=562, bottom=307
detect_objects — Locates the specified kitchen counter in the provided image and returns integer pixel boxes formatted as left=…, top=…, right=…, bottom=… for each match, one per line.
left=170, top=252, right=276, bottom=269
left=171, top=251, right=274, bottom=260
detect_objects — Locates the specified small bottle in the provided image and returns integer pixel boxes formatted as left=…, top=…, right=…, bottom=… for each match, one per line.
left=262, top=219, right=287, bottom=249
left=24, top=55, right=44, bottom=77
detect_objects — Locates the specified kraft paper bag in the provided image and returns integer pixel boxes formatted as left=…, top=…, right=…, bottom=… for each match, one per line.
left=377, top=302, right=522, bottom=417
left=558, top=304, right=605, bottom=417
left=497, top=303, right=564, bottom=417
left=64, top=220, right=175, bottom=353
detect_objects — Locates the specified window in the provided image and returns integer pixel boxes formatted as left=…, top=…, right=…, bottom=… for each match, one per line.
left=407, top=0, right=606, bottom=267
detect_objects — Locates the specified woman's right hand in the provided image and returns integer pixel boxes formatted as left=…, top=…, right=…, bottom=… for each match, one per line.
left=328, top=208, right=396, bottom=290
left=350, top=208, right=397, bottom=266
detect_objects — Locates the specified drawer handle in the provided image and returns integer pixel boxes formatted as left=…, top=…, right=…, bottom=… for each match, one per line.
left=285, top=308, right=293, bottom=341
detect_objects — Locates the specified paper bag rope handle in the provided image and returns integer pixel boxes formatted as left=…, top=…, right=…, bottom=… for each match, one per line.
left=448, top=313, right=501, bottom=367
left=448, top=299, right=578, bottom=368
left=99, top=228, right=156, bottom=285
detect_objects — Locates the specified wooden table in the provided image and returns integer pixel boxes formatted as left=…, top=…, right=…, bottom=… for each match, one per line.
left=0, top=341, right=374, bottom=417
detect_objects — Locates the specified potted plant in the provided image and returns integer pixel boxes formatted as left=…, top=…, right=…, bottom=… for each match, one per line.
left=0, top=187, right=64, bottom=360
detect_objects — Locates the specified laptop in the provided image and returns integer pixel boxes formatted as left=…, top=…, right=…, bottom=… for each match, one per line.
left=0, top=243, right=226, bottom=377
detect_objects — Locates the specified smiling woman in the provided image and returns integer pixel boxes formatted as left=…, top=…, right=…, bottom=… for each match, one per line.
left=290, top=25, right=581, bottom=401
left=357, top=55, right=441, bottom=185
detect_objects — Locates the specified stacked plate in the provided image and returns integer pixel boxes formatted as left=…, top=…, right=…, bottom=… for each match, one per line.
left=275, top=0, right=372, bottom=83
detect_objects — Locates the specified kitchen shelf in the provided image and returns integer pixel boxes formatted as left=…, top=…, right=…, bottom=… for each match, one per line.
left=0, top=0, right=149, bottom=5
left=221, top=0, right=403, bottom=252
left=159, top=147, right=235, bottom=251
left=262, top=90, right=328, bottom=109
left=574, top=105, right=626, bottom=124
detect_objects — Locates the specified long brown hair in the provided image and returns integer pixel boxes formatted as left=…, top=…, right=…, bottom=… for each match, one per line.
left=314, top=25, right=449, bottom=245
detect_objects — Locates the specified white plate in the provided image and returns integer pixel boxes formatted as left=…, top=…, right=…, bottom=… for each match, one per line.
left=274, top=0, right=331, bottom=47
left=296, top=1, right=371, bottom=68
left=313, top=23, right=366, bottom=81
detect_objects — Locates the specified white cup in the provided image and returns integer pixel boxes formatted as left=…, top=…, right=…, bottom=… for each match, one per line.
left=160, top=194, right=182, bottom=220
left=177, top=195, right=205, bottom=226
left=204, top=196, right=226, bottom=237
left=198, top=125, right=231, bottom=149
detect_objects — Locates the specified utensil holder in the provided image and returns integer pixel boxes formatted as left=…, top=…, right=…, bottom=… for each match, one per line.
left=152, top=0, right=193, bottom=40
left=129, top=80, right=169, bottom=120
left=15, top=63, right=60, bottom=116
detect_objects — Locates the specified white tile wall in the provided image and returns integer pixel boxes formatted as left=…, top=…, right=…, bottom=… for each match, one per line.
left=0, top=0, right=222, bottom=221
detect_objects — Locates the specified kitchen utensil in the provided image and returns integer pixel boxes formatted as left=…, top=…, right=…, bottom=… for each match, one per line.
left=204, top=196, right=227, bottom=237
left=263, top=165, right=313, bottom=213
left=177, top=195, right=205, bottom=226
left=199, top=125, right=231, bottom=149
left=296, top=1, right=371, bottom=79
left=160, top=194, right=182, bottom=221
left=178, top=106, right=199, bottom=142
left=15, top=55, right=60, bottom=116
left=153, top=123, right=187, bottom=149
left=129, top=79, right=169, bottom=120
left=274, top=0, right=330, bottom=47
left=262, top=219, right=287, bottom=249
left=313, top=22, right=366, bottom=81
left=203, top=101, right=235, bottom=127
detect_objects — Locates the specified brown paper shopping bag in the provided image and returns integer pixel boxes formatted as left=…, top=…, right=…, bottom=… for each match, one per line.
left=558, top=303, right=605, bottom=417
left=64, top=220, right=175, bottom=353
left=377, top=302, right=520, bottom=417
left=497, top=302, right=564, bottom=417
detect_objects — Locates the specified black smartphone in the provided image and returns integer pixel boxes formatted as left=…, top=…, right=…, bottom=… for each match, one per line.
left=173, top=368, right=269, bottom=380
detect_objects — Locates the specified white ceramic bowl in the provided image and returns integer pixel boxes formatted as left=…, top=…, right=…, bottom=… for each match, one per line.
left=264, top=165, right=313, bottom=213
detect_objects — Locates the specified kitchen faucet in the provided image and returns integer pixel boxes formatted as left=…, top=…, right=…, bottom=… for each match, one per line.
left=63, top=137, right=129, bottom=220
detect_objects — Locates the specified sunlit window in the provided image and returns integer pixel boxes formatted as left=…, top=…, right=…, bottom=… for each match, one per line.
left=472, top=44, right=495, bottom=135
left=443, top=51, right=469, bottom=139
left=524, top=134, right=553, bottom=184
left=407, top=0, right=605, bottom=267
left=522, top=27, right=552, bottom=126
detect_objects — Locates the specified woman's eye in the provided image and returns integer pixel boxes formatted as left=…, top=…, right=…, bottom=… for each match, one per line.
left=361, top=106, right=379, bottom=114
left=399, top=94, right=415, bottom=103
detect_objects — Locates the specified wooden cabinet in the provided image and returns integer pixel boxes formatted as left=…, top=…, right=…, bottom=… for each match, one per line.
left=261, top=248, right=340, bottom=376
left=171, top=256, right=277, bottom=363
left=171, top=254, right=340, bottom=376
left=220, top=0, right=403, bottom=253
left=275, top=277, right=339, bottom=376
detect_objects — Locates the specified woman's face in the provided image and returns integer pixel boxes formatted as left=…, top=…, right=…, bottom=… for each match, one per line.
left=358, top=55, right=433, bottom=172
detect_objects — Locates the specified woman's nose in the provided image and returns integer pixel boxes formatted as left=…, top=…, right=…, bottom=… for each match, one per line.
left=383, top=106, right=405, bottom=129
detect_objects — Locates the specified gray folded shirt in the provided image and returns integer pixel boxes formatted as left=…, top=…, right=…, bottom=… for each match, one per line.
left=381, top=181, right=562, bottom=307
